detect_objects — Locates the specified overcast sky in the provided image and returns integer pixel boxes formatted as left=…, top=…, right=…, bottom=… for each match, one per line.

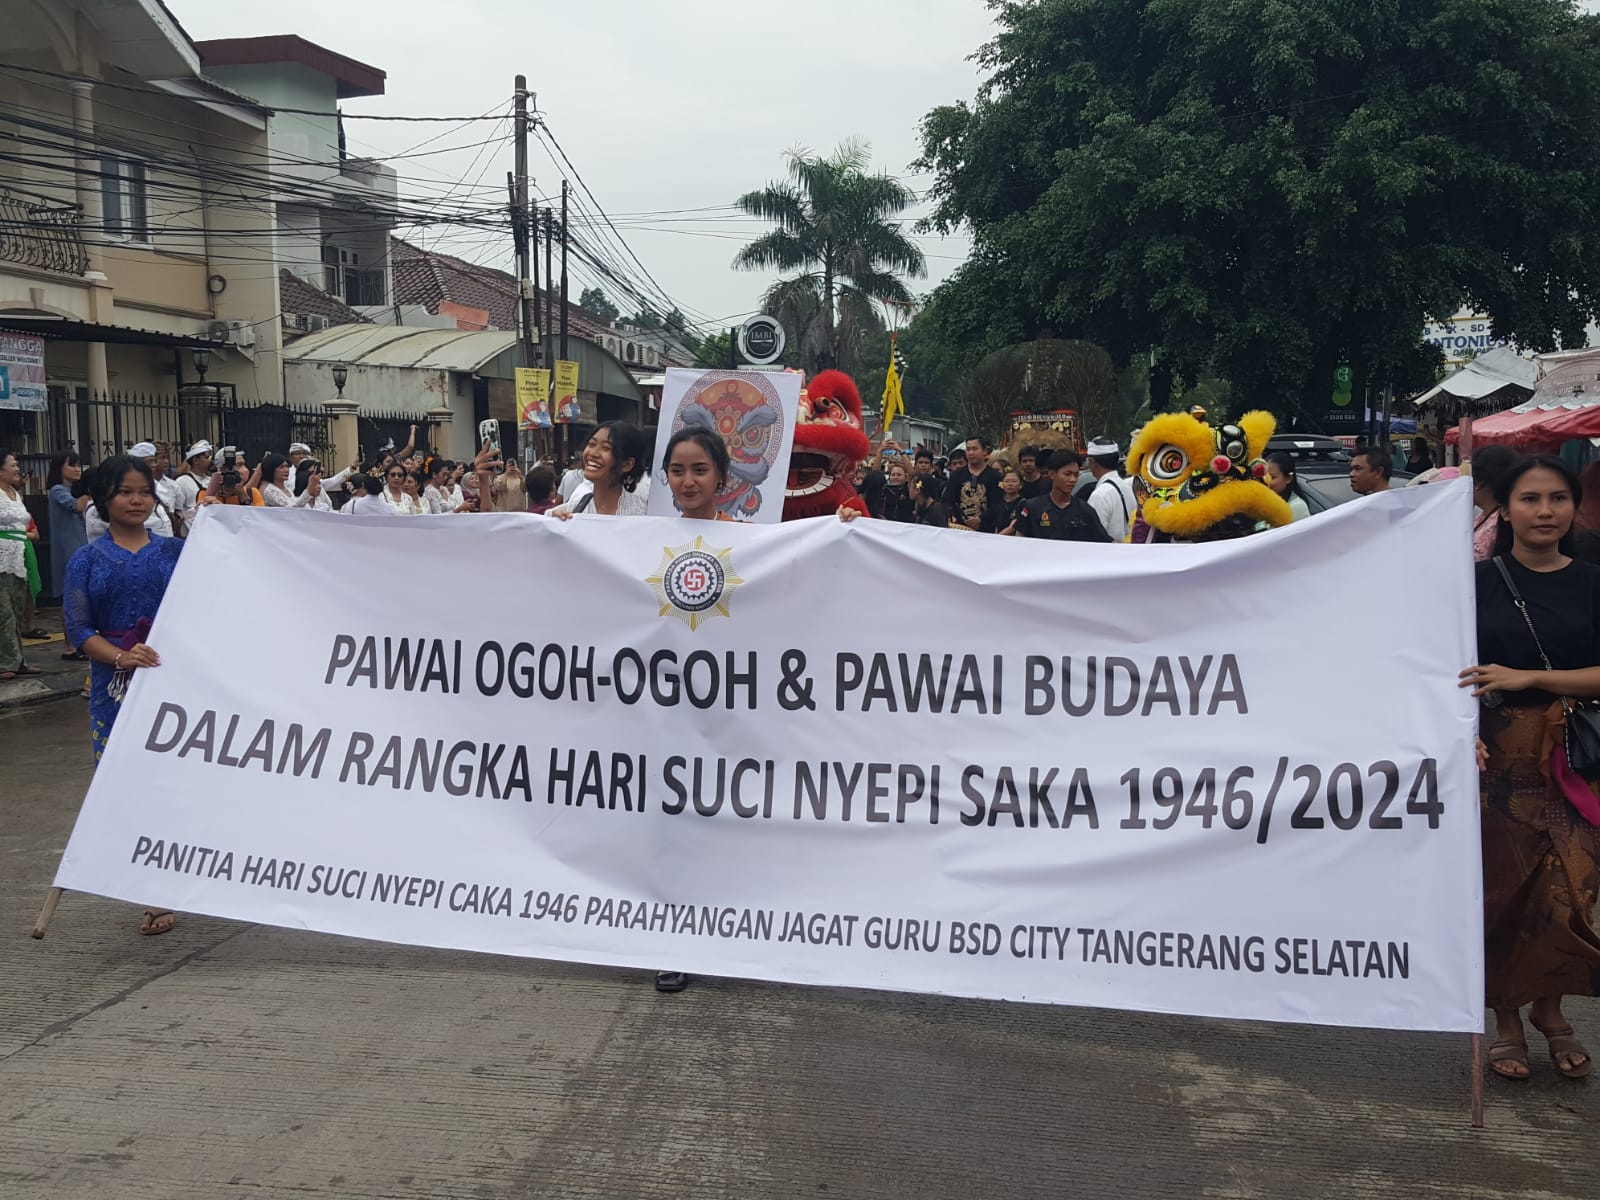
left=178, top=0, right=995, bottom=338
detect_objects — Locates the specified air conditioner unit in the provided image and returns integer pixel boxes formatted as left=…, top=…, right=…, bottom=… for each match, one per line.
left=624, top=341, right=637, bottom=364
left=603, top=336, right=617, bottom=354
left=312, top=316, right=332, bottom=331
left=227, top=320, right=256, bottom=349
left=208, top=320, right=230, bottom=341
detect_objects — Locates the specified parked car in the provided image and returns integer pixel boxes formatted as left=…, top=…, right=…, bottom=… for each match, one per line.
left=1293, top=460, right=1414, bottom=513
left=1266, top=432, right=1412, bottom=512
left=1267, top=432, right=1350, bottom=463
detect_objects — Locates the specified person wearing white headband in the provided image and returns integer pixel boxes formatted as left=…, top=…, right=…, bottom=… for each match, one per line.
left=1084, top=436, right=1138, bottom=543
left=171, top=440, right=213, bottom=525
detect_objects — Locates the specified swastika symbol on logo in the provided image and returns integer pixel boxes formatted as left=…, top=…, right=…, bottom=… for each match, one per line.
left=661, top=550, right=726, bottom=614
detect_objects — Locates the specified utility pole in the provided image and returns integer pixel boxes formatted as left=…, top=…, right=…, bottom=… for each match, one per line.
left=543, top=209, right=555, bottom=366
left=544, top=207, right=558, bottom=460
left=512, top=77, right=536, bottom=379
left=530, top=183, right=541, bottom=367
left=559, top=179, right=570, bottom=364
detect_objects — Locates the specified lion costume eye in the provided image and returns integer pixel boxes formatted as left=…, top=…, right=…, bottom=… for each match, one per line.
left=1149, top=445, right=1189, bottom=483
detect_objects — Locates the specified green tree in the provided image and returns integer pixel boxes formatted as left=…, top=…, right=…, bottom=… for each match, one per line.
left=578, top=287, right=620, bottom=324
left=694, top=330, right=734, bottom=369
left=917, top=0, right=1600, bottom=413
left=734, top=139, right=927, bottom=374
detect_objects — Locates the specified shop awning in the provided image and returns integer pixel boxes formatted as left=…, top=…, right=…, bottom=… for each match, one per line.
left=1445, top=399, right=1600, bottom=449
left=0, top=314, right=228, bottom=349
left=1413, top=347, right=1537, bottom=408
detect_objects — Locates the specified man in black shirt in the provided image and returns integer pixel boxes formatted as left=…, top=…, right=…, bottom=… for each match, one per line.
left=945, top=435, right=1003, bottom=531
left=1014, top=449, right=1113, bottom=543
left=912, top=449, right=945, bottom=500
left=1017, top=445, right=1050, bottom=499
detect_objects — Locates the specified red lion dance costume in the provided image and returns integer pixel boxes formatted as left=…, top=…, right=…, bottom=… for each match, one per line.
left=783, top=369, right=872, bottom=520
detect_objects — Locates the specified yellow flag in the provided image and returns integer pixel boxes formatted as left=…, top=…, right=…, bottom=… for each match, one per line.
left=881, top=349, right=904, bottom=435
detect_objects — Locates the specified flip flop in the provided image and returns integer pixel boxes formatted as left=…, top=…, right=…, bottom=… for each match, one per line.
left=19, top=629, right=52, bottom=640
left=139, top=909, right=176, bottom=936
left=61, top=649, right=86, bottom=661
left=1532, top=1021, right=1593, bottom=1079
left=1487, top=1039, right=1531, bottom=1081
left=12, top=665, right=42, bottom=676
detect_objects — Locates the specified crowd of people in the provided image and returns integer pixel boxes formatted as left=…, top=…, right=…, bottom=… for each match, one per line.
left=5, top=412, right=1600, bottom=1077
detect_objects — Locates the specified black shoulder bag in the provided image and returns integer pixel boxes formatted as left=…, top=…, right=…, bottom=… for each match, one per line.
left=1492, top=556, right=1600, bottom=777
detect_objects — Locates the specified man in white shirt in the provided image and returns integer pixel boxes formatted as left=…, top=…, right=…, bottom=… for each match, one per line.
left=172, top=440, right=212, bottom=526
left=1085, top=436, right=1138, bottom=543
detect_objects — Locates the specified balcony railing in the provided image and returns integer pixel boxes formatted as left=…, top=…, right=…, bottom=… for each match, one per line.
left=0, top=186, right=90, bottom=275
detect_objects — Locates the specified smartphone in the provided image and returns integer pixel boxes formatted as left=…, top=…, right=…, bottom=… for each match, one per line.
left=477, top=419, right=503, bottom=472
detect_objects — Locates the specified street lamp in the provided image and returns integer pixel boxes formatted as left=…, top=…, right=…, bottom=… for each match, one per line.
left=191, top=346, right=211, bottom=389
left=332, top=362, right=349, bottom=398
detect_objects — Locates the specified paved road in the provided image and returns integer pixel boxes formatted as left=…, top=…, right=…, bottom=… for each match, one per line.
left=3, top=700, right=1598, bottom=1199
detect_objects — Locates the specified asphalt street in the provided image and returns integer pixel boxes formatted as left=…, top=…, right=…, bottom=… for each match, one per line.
left=3, top=699, right=1598, bottom=1200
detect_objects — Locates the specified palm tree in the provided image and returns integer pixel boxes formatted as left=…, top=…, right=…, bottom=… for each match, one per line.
left=734, top=139, right=926, bottom=373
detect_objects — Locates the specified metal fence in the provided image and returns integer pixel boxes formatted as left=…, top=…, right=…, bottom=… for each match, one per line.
left=230, top=405, right=335, bottom=468
left=1, top=389, right=352, bottom=490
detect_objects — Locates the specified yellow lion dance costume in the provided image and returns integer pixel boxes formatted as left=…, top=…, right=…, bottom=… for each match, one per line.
left=1126, top=410, right=1292, bottom=542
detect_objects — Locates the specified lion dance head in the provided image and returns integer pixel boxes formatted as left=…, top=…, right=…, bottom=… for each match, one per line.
left=1126, top=410, right=1291, bottom=542
left=783, top=369, right=872, bottom=520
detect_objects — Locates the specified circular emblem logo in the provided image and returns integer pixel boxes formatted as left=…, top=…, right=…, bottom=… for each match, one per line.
left=661, top=550, right=726, bottom=614
left=738, top=315, right=786, bottom=365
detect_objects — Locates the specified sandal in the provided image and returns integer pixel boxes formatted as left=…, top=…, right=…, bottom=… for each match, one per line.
left=1487, top=1039, right=1531, bottom=1081
left=1531, top=1021, right=1593, bottom=1079
left=19, top=628, right=51, bottom=640
left=61, top=649, right=86, bottom=661
left=139, top=909, right=176, bottom=937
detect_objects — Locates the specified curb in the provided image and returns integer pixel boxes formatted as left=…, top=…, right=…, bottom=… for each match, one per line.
left=0, top=675, right=86, bottom=713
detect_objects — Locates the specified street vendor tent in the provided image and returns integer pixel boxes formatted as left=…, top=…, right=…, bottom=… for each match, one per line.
left=1447, top=348, right=1600, bottom=450
left=1413, top=346, right=1537, bottom=413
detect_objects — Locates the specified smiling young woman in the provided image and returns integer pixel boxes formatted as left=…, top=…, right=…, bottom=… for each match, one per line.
left=662, top=426, right=732, bottom=522
left=551, top=422, right=649, bottom=519
left=1460, top=455, right=1600, bottom=1082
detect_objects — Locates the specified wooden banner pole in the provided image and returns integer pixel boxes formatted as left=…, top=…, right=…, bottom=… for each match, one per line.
left=1470, top=1033, right=1485, bottom=1128
left=32, top=886, right=63, bottom=939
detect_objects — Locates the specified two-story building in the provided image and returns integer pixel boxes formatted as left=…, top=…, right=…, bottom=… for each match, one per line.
left=0, top=0, right=291, bottom=482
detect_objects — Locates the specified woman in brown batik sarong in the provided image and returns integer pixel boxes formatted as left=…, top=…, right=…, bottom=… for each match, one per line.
left=1462, top=455, right=1600, bottom=1081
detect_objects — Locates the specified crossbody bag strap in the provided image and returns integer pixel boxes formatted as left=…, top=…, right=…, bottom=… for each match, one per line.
left=1493, top=554, right=1564, bottom=711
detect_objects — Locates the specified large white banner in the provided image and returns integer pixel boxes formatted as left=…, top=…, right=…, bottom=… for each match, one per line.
left=646, top=368, right=800, bottom=522
left=56, top=483, right=1484, bottom=1032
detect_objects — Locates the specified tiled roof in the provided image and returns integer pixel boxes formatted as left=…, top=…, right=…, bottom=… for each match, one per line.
left=278, top=269, right=368, bottom=328
left=389, top=237, right=617, bottom=343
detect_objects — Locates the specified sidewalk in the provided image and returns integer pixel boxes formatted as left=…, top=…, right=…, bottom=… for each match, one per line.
left=0, top=605, right=90, bottom=712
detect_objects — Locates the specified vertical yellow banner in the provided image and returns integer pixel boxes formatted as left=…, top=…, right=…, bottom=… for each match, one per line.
left=554, top=360, right=581, bottom=423
left=515, top=368, right=551, bottom=429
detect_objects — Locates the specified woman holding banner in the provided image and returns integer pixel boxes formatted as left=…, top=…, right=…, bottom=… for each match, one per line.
left=638, top=423, right=741, bottom=992
left=662, top=426, right=734, bottom=522
left=63, top=455, right=185, bottom=936
left=1461, top=455, right=1600, bottom=1081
